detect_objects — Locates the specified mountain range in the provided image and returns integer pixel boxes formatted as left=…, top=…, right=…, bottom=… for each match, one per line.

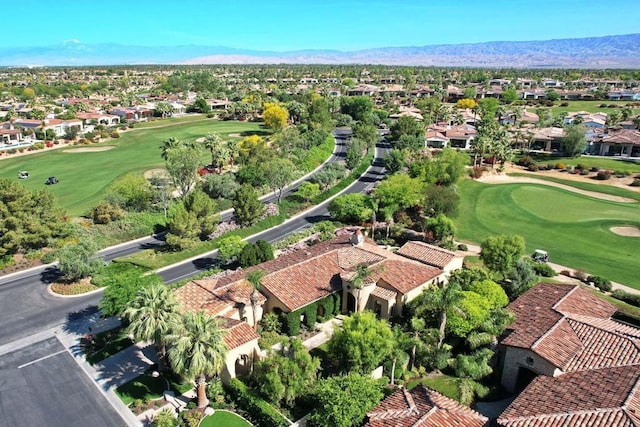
left=3, top=34, right=640, bottom=68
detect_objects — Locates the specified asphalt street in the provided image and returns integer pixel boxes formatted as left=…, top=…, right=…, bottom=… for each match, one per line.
left=0, top=336, right=126, bottom=427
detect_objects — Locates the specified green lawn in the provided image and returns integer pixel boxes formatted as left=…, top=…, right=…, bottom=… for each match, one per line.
left=0, top=119, right=263, bottom=216
left=84, top=327, right=134, bottom=365
left=525, top=156, right=640, bottom=175
left=546, top=100, right=640, bottom=116
left=456, top=179, right=640, bottom=288
left=115, top=374, right=169, bottom=405
left=200, top=411, right=252, bottom=427
left=407, top=375, right=460, bottom=402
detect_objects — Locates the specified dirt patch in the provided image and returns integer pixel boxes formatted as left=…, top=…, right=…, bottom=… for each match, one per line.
left=144, top=168, right=170, bottom=179
left=478, top=173, right=637, bottom=203
left=63, top=146, right=115, bottom=153
left=610, top=226, right=640, bottom=237
left=228, top=133, right=242, bottom=138
left=195, top=137, right=206, bottom=143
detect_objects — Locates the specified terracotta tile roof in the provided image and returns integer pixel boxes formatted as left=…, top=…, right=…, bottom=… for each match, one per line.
left=337, top=246, right=386, bottom=270
left=531, top=318, right=583, bottom=369
left=371, top=286, right=397, bottom=301
left=365, top=386, right=488, bottom=427
left=219, top=318, right=260, bottom=350
left=502, top=283, right=616, bottom=349
left=497, top=365, right=640, bottom=427
left=396, top=241, right=458, bottom=269
left=260, top=251, right=342, bottom=311
left=375, top=260, right=441, bottom=294
left=174, top=279, right=264, bottom=317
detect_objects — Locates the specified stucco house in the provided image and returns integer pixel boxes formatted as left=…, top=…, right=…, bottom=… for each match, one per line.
left=173, top=233, right=463, bottom=381
left=363, top=385, right=488, bottom=426
left=589, top=128, right=640, bottom=157
left=496, top=283, right=640, bottom=426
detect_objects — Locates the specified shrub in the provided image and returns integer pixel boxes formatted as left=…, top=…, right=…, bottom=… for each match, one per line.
left=630, top=179, right=640, bottom=187
left=580, top=169, right=590, bottom=175
left=457, top=243, right=468, bottom=251
left=91, top=202, right=125, bottom=224
left=225, top=379, right=289, bottom=427
left=527, top=164, right=539, bottom=172
left=591, top=166, right=601, bottom=172
left=560, top=269, right=572, bottom=277
left=153, top=409, right=177, bottom=427
left=110, top=131, right=120, bottom=138
left=470, top=166, right=484, bottom=179
left=611, top=290, right=640, bottom=307
left=592, top=276, right=612, bottom=292
left=574, top=269, right=588, bottom=282
left=554, top=162, right=565, bottom=170
left=517, top=156, right=535, bottom=167
left=614, top=170, right=628, bottom=178
left=178, top=409, right=202, bottom=427
left=596, top=170, right=611, bottom=180
left=303, top=303, right=318, bottom=329
left=560, top=102, right=569, bottom=107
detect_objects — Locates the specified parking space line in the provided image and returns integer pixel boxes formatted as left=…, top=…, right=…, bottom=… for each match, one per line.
left=18, top=349, right=67, bottom=369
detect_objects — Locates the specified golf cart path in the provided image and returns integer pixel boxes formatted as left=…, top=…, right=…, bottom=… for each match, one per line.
left=477, top=174, right=636, bottom=203
left=460, top=243, right=640, bottom=295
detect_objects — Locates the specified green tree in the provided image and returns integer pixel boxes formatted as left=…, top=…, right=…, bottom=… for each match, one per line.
left=57, top=239, right=102, bottom=281
left=0, top=179, right=68, bottom=256
left=451, top=348, right=494, bottom=405
left=217, top=235, right=247, bottom=265
left=446, top=291, right=493, bottom=337
left=562, top=125, right=587, bottom=157
left=480, top=234, right=526, bottom=279
left=233, top=184, right=265, bottom=226
left=184, top=189, right=219, bottom=239
left=307, top=373, right=383, bottom=427
left=389, top=116, right=423, bottom=142
left=190, top=97, right=211, bottom=114
left=352, top=121, right=378, bottom=154
left=155, top=101, right=175, bottom=118
left=425, top=214, right=456, bottom=244
left=165, top=204, right=200, bottom=250
left=328, top=311, right=394, bottom=374
left=168, top=312, right=227, bottom=408
left=373, top=174, right=424, bottom=210
left=296, top=181, right=321, bottom=203
left=166, top=143, right=202, bottom=198
left=123, top=284, right=181, bottom=371
left=340, top=96, right=374, bottom=122
left=467, top=280, right=509, bottom=309
left=105, top=173, right=154, bottom=211
left=99, top=272, right=163, bottom=317
left=203, top=132, right=230, bottom=171
left=501, top=88, right=518, bottom=104
left=424, top=185, right=460, bottom=217
left=395, top=134, right=424, bottom=151
left=506, top=259, right=537, bottom=298
left=246, top=269, right=265, bottom=330
left=328, top=193, right=373, bottom=224
left=202, top=173, right=239, bottom=200
left=253, top=338, right=320, bottom=407
left=414, top=281, right=464, bottom=348
left=383, top=150, right=406, bottom=174
left=262, top=158, right=297, bottom=202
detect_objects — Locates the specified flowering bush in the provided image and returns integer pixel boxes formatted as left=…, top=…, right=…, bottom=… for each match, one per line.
left=208, top=220, right=240, bottom=240
left=261, top=203, right=279, bottom=219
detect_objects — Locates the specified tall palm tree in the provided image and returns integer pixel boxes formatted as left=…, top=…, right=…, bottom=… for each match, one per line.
left=203, top=132, right=229, bottom=171
left=246, top=270, right=265, bottom=330
left=168, top=312, right=228, bottom=408
left=350, top=263, right=385, bottom=312
left=123, top=284, right=180, bottom=372
left=419, top=281, right=464, bottom=349
left=227, top=139, right=241, bottom=168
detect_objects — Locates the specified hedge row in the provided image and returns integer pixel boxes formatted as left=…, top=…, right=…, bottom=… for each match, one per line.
left=612, top=290, right=640, bottom=307
left=281, top=292, right=342, bottom=336
left=225, top=379, right=289, bottom=427
left=298, top=135, right=335, bottom=173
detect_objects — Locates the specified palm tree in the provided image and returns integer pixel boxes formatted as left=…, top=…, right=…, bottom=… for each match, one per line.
left=168, top=311, right=228, bottom=408
left=246, top=270, right=265, bottom=330
left=633, top=115, right=640, bottom=130
left=203, top=132, right=230, bottom=171
left=160, top=137, right=181, bottom=161
left=227, top=139, right=241, bottom=168
left=123, top=285, right=181, bottom=372
left=350, top=263, right=385, bottom=312
left=419, top=281, right=464, bottom=349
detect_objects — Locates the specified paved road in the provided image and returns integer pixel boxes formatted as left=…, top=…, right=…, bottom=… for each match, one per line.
left=0, top=130, right=350, bottom=347
left=0, top=336, right=126, bottom=427
left=160, top=139, right=390, bottom=283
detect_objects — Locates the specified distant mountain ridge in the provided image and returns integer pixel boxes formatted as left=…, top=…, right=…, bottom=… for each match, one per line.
left=2, top=34, right=640, bottom=68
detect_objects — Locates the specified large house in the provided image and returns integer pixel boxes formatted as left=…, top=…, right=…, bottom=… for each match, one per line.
left=496, top=283, right=640, bottom=426
left=174, top=233, right=463, bottom=382
left=588, top=128, right=640, bottom=157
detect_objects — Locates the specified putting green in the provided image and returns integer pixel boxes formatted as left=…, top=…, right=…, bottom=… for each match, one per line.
left=456, top=179, right=640, bottom=288
left=0, top=119, right=263, bottom=216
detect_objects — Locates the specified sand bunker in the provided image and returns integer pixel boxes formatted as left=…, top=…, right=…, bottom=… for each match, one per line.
left=228, top=133, right=242, bottom=138
left=195, top=137, right=206, bottom=143
left=63, top=146, right=115, bottom=153
left=610, top=226, right=640, bottom=237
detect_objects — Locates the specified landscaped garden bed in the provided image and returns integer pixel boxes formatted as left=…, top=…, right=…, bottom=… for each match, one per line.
left=82, top=326, right=134, bottom=365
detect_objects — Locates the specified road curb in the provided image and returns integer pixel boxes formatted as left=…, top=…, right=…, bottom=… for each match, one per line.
left=46, top=282, right=106, bottom=299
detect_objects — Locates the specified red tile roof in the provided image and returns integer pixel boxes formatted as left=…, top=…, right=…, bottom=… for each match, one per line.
left=396, top=241, right=458, bottom=269
left=365, top=386, right=488, bottom=427
left=497, top=365, right=640, bottom=427
left=374, top=260, right=441, bottom=294
left=220, top=318, right=260, bottom=350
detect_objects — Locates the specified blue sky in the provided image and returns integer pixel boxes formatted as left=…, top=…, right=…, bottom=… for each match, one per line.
left=5, top=0, right=640, bottom=50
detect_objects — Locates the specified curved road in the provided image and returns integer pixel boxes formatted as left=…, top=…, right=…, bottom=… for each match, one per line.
left=0, top=131, right=388, bottom=347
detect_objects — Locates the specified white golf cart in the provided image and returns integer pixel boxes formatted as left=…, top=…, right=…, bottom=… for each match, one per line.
left=531, top=249, right=549, bottom=263
left=18, top=171, right=29, bottom=179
